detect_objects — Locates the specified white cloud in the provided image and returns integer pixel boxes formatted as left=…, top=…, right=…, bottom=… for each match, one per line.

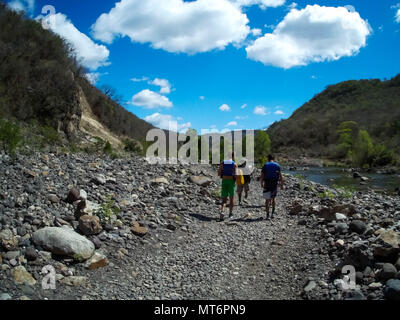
left=149, top=78, right=172, bottom=94
left=85, top=72, right=108, bottom=85
left=131, top=77, right=149, bottom=82
left=235, top=115, right=248, bottom=120
left=246, top=5, right=371, bottom=69
left=254, top=105, right=268, bottom=116
left=396, top=9, right=400, bottom=23
left=91, top=0, right=251, bottom=54
left=36, top=13, right=110, bottom=70
left=131, top=77, right=172, bottom=94
left=274, top=110, right=284, bottom=115
left=219, top=104, right=231, bottom=112
left=200, top=96, right=205, bottom=100
left=132, top=89, right=173, bottom=109
left=240, top=103, right=247, bottom=109
left=7, top=0, right=35, bottom=15
left=251, top=28, right=262, bottom=36
left=231, top=0, right=285, bottom=10
left=144, top=113, right=190, bottom=131
left=227, top=121, right=238, bottom=126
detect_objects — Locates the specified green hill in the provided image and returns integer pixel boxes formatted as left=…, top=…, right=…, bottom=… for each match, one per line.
left=267, top=75, right=400, bottom=163
left=0, top=2, right=154, bottom=149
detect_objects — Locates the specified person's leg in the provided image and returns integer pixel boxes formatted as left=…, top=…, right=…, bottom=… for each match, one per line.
left=265, top=199, right=271, bottom=219
left=220, top=197, right=227, bottom=220
left=271, top=198, right=276, bottom=218
left=245, top=184, right=249, bottom=199
left=229, top=196, right=234, bottom=217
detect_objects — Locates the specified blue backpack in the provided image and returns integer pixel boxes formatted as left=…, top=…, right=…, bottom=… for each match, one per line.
left=222, top=160, right=235, bottom=176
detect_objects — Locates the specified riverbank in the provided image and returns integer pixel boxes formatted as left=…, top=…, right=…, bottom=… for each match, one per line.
left=0, top=151, right=399, bottom=300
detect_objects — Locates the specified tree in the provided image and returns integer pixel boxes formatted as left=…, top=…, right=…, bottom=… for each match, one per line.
left=353, top=130, right=374, bottom=167
left=336, top=121, right=358, bottom=160
left=254, top=131, right=271, bottom=164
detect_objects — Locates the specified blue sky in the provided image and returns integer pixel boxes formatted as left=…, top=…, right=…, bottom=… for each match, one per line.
left=7, top=0, right=400, bottom=133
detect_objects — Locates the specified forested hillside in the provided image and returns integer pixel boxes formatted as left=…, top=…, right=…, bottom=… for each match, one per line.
left=0, top=2, right=154, bottom=144
left=267, top=75, right=400, bottom=165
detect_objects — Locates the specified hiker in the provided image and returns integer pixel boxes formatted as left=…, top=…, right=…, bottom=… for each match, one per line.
left=237, top=160, right=252, bottom=205
left=260, top=154, right=284, bottom=220
left=218, top=152, right=238, bottom=221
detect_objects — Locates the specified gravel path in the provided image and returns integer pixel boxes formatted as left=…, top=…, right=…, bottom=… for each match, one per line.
left=34, top=180, right=334, bottom=300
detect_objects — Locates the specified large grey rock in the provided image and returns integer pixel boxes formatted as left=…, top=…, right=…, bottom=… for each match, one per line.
left=32, top=227, right=94, bottom=261
left=384, top=279, right=400, bottom=300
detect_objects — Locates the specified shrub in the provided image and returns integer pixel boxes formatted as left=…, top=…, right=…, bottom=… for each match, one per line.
left=103, top=141, right=113, bottom=154
left=0, top=119, right=23, bottom=155
left=94, top=196, right=121, bottom=225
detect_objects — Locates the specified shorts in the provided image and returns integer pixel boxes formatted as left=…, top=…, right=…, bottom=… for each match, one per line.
left=221, top=179, right=236, bottom=198
left=263, top=179, right=278, bottom=200
left=237, top=183, right=250, bottom=194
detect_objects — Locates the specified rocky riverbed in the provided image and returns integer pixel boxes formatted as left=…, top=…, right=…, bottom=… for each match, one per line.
left=0, top=152, right=399, bottom=300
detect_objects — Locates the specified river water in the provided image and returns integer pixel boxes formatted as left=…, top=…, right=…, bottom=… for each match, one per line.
left=283, top=167, right=400, bottom=193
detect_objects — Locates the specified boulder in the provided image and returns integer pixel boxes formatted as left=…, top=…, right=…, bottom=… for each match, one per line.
left=189, top=176, right=213, bottom=187
left=12, top=266, right=36, bottom=286
left=350, top=220, right=367, bottom=235
left=78, top=215, right=102, bottom=236
left=384, top=279, right=400, bottom=300
left=32, top=227, right=95, bottom=261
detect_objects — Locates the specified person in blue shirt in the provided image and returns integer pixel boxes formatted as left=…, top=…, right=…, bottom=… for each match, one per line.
left=260, top=154, right=284, bottom=220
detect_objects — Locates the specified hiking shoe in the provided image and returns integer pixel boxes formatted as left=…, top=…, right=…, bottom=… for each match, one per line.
left=229, top=212, right=233, bottom=218
left=219, top=214, right=225, bottom=222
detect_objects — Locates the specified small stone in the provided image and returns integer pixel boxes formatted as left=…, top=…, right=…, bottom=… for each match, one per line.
left=150, top=177, right=169, bottom=185
left=86, top=252, right=108, bottom=270
left=12, top=266, right=36, bottom=286
left=60, top=276, right=88, bottom=287
left=304, top=281, right=317, bottom=292
left=381, top=263, right=397, bottom=280
left=335, top=213, right=347, bottom=221
left=335, top=239, right=345, bottom=247
left=350, top=220, right=367, bottom=234
left=67, top=188, right=80, bottom=204
left=0, top=293, right=12, bottom=300
left=92, top=175, right=106, bottom=185
left=48, top=194, right=60, bottom=204
left=24, top=247, right=38, bottom=261
left=3, top=251, right=20, bottom=261
left=369, top=282, right=383, bottom=290
left=131, top=222, right=148, bottom=237
left=78, top=215, right=102, bottom=236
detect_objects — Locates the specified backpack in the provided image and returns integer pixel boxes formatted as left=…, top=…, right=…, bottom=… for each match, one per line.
left=236, top=169, right=245, bottom=186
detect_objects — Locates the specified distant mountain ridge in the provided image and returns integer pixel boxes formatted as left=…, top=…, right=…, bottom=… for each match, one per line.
left=267, top=75, right=400, bottom=158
